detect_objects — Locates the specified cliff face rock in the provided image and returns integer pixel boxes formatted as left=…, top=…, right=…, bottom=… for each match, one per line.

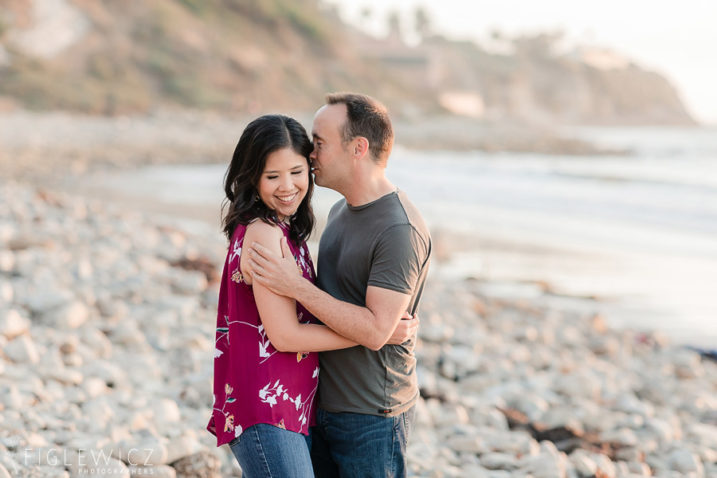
left=0, top=1, right=696, bottom=125
left=0, top=0, right=413, bottom=114
left=3, top=0, right=89, bottom=59
left=378, top=34, right=695, bottom=125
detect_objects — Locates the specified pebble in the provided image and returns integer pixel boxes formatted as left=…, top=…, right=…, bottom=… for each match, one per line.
left=81, top=397, right=116, bottom=428
left=446, top=436, right=486, bottom=454
left=593, top=453, right=617, bottom=478
left=0, top=309, right=30, bottom=339
left=665, top=447, right=704, bottom=474
left=4, top=335, right=40, bottom=364
left=0, top=281, right=12, bottom=303
left=644, top=418, right=676, bottom=444
left=480, top=452, right=517, bottom=470
left=45, top=301, right=90, bottom=329
left=20, top=286, right=74, bottom=315
left=626, top=461, right=651, bottom=476
left=517, top=452, right=567, bottom=478
left=600, top=427, right=639, bottom=447
left=170, top=451, right=222, bottom=478
left=44, top=368, right=84, bottom=386
left=569, top=450, right=597, bottom=477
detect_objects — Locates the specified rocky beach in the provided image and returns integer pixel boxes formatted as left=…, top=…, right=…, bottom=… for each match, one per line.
left=1, top=114, right=716, bottom=477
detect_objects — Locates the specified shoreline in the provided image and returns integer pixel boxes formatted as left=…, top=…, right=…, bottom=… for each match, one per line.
left=57, top=161, right=716, bottom=348
left=0, top=110, right=626, bottom=183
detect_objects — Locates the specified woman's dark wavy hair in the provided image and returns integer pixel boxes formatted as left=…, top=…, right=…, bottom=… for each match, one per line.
left=222, top=114, right=315, bottom=244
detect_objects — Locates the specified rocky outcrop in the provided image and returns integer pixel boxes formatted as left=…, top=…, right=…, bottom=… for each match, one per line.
left=374, top=33, right=695, bottom=125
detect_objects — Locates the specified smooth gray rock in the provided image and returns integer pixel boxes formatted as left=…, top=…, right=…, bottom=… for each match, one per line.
left=0, top=281, right=12, bottom=303
left=115, top=436, right=168, bottom=467
left=170, top=451, right=222, bottom=478
left=518, top=452, right=567, bottom=478
left=0, top=251, right=15, bottom=272
left=20, top=286, right=73, bottom=315
left=45, top=301, right=90, bottom=329
left=446, top=436, right=487, bottom=454
left=600, top=427, right=639, bottom=447
left=4, top=335, right=40, bottom=364
left=569, top=450, right=598, bottom=477
left=666, top=448, right=703, bottom=474
left=0, top=309, right=29, bottom=339
left=480, top=452, right=517, bottom=470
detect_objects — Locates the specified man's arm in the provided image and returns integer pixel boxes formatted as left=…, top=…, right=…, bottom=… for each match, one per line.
left=289, top=278, right=411, bottom=351
left=249, top=238, right=412, bottom=351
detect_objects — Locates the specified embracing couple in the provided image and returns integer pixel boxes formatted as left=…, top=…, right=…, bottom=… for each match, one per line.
left=207, top=93, right=432, bottom=477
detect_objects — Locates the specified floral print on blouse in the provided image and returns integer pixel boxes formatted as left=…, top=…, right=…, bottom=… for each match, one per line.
left=207, top=221, right=318, bottom=446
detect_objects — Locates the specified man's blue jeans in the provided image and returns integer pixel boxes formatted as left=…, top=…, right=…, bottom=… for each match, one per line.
left=229, top=423, right=313, bottom=477
left=310, top=406, right=416, bottom=478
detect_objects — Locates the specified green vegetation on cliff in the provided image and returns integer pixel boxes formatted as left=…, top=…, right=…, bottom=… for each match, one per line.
left=0, top=0, right=695, bottom=124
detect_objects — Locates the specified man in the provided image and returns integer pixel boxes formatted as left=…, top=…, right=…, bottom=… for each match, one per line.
left=249, top=93, right=431, bottom=477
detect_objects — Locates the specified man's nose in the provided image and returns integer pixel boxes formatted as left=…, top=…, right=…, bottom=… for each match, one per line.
left=309, top=148, right=317, bottom=160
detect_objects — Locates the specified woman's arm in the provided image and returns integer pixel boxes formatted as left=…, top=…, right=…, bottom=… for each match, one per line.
left=241, top=221, right=356, bottom=352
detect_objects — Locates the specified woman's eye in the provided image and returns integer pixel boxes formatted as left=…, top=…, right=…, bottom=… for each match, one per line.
left=292, top=170, right=303, bottom=175
left=267, top=175, right=278, bottom=180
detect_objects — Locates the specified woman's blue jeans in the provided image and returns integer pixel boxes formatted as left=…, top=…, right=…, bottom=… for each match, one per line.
left=229, top=423, right=313, bottom=478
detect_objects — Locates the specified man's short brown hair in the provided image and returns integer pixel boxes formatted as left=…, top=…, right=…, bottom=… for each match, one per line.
left=326, top=93, right=394, bottom=163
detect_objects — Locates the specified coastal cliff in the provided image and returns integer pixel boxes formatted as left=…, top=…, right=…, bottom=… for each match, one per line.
left=0, top=0, right=696, bottom=125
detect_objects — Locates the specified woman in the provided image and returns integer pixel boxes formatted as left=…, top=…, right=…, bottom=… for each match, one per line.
left=206, top=115, right=411, bottom=477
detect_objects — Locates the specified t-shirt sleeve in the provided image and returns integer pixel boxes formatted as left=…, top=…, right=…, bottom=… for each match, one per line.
left=367, top=224, right=429, bottom=295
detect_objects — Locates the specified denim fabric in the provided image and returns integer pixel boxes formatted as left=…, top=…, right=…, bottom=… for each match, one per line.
left=311, top=406, right=416, bottom=478
left=229, top=423, right=313, bottom=478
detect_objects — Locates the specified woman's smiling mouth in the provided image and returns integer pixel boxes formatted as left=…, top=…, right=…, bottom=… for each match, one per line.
left=276, top=192, right=299, bottom=204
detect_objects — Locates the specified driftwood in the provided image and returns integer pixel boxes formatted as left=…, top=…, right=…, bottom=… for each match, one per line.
left=498, top=407, right=626, bottom=460
left=170, top=255, right=219, bottom=284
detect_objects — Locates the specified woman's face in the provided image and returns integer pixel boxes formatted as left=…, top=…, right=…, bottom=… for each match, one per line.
left=257, top=147, right=310, bottom=222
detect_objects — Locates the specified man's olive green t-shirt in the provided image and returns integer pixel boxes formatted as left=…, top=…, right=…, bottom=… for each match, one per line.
left=316, top=189, right=431, bottom=416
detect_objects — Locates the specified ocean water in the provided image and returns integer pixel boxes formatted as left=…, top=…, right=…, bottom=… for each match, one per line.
left=80, top=126, right=717, bottom=346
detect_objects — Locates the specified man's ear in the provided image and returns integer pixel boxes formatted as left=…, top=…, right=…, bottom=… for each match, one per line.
left=351, top=137, right=369, bottom=160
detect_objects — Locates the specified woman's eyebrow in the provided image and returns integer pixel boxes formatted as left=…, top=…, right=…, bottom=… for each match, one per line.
left=264, top=164, right=305, bottom=174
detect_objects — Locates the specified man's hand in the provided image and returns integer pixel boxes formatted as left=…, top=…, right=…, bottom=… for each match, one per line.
left=249, top=237, right=303, bottom=298
left=387, top=312, right=419, bottom=345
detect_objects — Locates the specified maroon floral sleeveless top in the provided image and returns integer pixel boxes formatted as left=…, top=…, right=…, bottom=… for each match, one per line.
left=207, top=221, right=318, bottom=446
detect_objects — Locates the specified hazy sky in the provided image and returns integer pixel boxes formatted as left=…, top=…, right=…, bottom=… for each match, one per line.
left=326, top=0, right=717, bottom=124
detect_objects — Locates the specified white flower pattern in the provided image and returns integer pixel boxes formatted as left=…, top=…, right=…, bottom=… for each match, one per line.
left=259, top=379, right=317, bottom=427
left=229, top=237, right=243, bottom=264
left=211, top=224, right=318, bottom=443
